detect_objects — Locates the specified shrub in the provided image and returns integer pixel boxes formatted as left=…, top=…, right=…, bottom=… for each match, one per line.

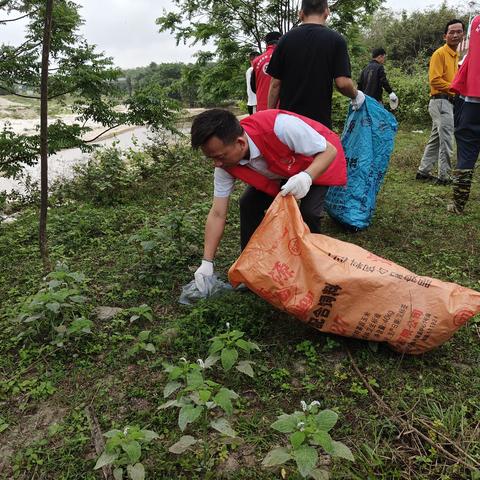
left=14, top=263, right=92, bottom=346
left=387, top=66, right=430, bottom=126
left=331, top=66, right=430, bottom=133
left=62, top=143, right=134, bottom=206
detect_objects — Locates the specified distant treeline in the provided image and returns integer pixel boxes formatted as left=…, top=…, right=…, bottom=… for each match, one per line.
left=120, top=62, right=214, bottom=108
left=119, top=4, right=470, bottom=120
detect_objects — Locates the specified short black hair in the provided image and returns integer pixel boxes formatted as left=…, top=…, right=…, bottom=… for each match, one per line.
left=191, top=109, right=243, bottom=150
left=301, top=0, right=328, bottom=16
left=264, top=31, right=282, bottom=45
left=372, top=47, right=386, bottom=58
left=444, top=19, right=465, bottom=34
left=249, top=51, right=259, bottom=60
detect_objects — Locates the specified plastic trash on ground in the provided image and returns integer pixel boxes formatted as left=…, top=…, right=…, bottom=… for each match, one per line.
left=229, top=195, right=480, bottom=354
left=325, top=96, right=397, bottom=230
left=179, top=275, right=233, bottom=305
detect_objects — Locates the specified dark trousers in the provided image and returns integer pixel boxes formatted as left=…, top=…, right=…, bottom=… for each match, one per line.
left=239, top=184, right=328, bottom=250
left=247, top=105, right=255, bottom=115
left=454, top=98, right=480, bottom=170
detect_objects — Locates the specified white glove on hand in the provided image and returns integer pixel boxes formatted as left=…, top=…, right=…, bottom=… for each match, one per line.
left=194, top=260, right=214, bottom=294
left=351, top=90, right=366, bottom=111
left=280, top=171, right=312, bottom=200
left=389, top=91, right=399, bottom=110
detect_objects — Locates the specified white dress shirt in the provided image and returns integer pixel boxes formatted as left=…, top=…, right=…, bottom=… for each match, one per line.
left=213, top=113, right=327, bottom=197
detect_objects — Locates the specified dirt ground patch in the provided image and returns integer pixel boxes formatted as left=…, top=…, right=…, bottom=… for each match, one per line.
left=0, top=403, right=67, bottom=474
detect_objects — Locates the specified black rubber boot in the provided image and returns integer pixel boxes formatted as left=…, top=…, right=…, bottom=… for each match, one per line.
left=447, top=169, right=474, bottom=214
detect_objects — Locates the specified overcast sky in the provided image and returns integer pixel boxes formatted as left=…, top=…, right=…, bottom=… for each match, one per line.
left=0, top=0, right=471, bottom=69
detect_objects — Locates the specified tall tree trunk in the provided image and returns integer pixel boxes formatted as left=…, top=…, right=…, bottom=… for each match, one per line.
left=39, top=0, right=54, bottom=271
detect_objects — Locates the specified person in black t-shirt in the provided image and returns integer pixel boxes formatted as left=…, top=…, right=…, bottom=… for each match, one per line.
left=358, top=48, right=398, bottom=106
left=266, top=0, right=365, bottom=128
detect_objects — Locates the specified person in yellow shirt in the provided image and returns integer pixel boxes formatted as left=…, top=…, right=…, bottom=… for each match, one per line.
left=416, top=19, right=465, bottom=185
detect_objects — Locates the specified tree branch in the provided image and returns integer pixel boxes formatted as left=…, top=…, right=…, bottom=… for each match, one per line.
left=0, top=9, right=38, bottom=23
left=0, top=83, right=85, bottom=100
left=48, top=88, right=77, bottom=99
left=85, top=406, right=113, bottom=480
left=346, top=347, right=480, bottom=472
left=84, top=124, right=122, bottom=143
left=15, top=39, right=43, bottom=57
left=0, top=84, right=40, bottom=99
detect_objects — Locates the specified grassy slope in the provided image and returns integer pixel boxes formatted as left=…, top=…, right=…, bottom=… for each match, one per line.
left=0, top=129, right=479, bottom=480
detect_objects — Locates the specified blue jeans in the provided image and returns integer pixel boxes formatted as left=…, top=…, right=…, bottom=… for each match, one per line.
left=454, top=97, right=480, bottom=170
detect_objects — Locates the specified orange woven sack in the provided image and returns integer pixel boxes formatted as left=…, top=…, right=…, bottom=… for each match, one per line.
left=229, top=195, right=480, bottom=354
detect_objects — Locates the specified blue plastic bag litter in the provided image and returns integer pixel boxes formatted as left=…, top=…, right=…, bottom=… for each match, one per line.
left=325, top=96, right=398, bottom=230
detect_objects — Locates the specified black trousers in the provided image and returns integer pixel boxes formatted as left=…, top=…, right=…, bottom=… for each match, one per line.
left=239, top=184, right=328, bottom=250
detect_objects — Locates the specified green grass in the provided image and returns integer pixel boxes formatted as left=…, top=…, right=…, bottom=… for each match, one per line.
left=0, top=129, right=479, bottom=479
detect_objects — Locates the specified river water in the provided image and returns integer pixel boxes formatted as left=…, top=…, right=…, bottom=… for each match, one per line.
left=0, top=126, right=158, bottom=194
left=0, top=107, right=241, bottom=195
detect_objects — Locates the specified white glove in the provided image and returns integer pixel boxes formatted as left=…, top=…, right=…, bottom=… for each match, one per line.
left=194, top=260, right=214, bottom=294
left=351, top=90, right=366, bottom=111
left=389, top=92, right=399, bottom=110
left=280, top=171, right=312, bottom=200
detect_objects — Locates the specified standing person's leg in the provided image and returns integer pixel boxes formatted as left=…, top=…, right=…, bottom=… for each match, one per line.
left=417, top=99, right=441, bottom=179
left=436, top=99, right=454, bottom=182
left=239, top=186, right=275, bottom=249
left=448, top=100, right=480, bottom=213
left=299, top=185, right=328, bottom=233
left=247, top=105, right=253, bottom=115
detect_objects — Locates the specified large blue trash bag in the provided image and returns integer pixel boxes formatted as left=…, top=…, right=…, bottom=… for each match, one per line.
left=325, top=96, right=398, bottom=230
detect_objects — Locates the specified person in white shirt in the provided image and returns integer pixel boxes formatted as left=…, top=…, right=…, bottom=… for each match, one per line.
left=246, top=52, right=258, bottom=115
left=190, top=108, right=346, bottom=292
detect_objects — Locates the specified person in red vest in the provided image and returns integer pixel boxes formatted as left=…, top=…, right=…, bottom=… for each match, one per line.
left=250, top=32, right=282, bottom=111
left=190, top=108, right=347, bottom=292
left=448, top=15, right=480, bottom=214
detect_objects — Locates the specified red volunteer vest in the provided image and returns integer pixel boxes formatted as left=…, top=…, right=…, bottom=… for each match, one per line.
left=252, top=45, right=276, bottom=111
left=225, top=110, right=347, bottom=197
left=451, top=16, right=480, bottom=97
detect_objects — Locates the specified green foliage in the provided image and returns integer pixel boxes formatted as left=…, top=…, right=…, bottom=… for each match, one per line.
left=94, top=426, right=159, bottom=480
left=0, top=416, right=9, bottom=433
left=206, top=323, right=260, bottom=376
left=126, top=304, right=154, bottom=324
left=0, top=376, right=56, bottom=403
left=160, top=358, right=238, bottom=437
left=67, top=143, right=134, bottom=206
left=387, top=66, right=430, bottom=125
left=124, top=83, right=180, bottom=131
left=1, top=135, right=480, bottom=478
left=331, top=91, right=351, bottom=134
left=160, top=328, right=263, bottom=455
left=156, top=0, right=383, bottom=106
left=51, top=138, right=205, bottom=209
left=127, top=330, right=156, bottom=357
left=121, top=62, right=183, bottom=101
left=362, top=5, right=469, bottom=71
left=263, top=401, right=354, bottom=478
left=129, top=206, right=206, bottom=282
left=14, top=263, right=92, bottom=346
left=0, top=1, right=179, bottom=178
left=332, top=64, right=431, bottom=132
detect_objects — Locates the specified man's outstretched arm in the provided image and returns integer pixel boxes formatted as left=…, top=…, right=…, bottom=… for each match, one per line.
left=202, top=196, right=229, bottom=261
